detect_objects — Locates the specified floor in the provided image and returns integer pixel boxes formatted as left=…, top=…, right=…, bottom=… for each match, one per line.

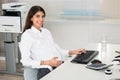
left=0, top=73, right=23, bottom=80
left=0, top=60, right=24, bottom=80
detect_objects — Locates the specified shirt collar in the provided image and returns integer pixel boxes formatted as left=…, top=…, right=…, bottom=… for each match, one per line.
left=31, top=26, right=43, bottom=33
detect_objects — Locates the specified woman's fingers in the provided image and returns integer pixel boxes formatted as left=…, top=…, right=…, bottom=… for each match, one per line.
left=50, top=57, right=62, bottom=67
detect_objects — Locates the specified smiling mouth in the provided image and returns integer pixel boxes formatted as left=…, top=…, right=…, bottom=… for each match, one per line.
left=37, top=21, right=43, bottom=24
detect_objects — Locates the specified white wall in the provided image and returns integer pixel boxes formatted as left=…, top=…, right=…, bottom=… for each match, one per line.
left=100, top=0, right=120, bottom=18
left=44, top=19, right=120, bottom=50
left=18, top=0, right=120, bottom=19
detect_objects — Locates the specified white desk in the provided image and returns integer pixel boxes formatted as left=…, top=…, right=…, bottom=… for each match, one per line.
left=41, top=43, right=120, bottom=80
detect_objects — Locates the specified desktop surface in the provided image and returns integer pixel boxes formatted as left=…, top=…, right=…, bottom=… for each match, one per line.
left=40, top=43, right=120, bottom=80
left=41, top=59, right=120, bottom=80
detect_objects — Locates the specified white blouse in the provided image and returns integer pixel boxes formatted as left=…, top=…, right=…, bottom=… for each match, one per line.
left=19, top=26, right=69, bottom=70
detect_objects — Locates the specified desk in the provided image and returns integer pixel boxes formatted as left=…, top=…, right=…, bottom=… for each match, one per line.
left=41, top=43, right=120, bottom=80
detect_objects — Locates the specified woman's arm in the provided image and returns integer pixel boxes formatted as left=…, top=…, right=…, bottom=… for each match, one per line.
left=68, top=48, right=86, bottom=55
left=19, top=33, right=41, bottom=68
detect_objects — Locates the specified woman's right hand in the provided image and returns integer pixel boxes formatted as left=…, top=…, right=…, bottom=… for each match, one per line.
left=48, top=57, right=62, bottom=67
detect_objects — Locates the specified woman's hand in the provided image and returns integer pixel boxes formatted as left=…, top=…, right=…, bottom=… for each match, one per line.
left=69, top=48, right=86, bottom=55
left=41, top=57, right=62, bottom=67
left=48, top=57, right=62, bottom=67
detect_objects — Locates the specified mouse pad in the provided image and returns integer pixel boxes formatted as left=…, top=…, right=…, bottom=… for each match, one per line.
left=86, top=63, right=113, bottom=70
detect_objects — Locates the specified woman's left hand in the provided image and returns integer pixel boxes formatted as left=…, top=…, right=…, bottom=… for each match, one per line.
left=69, top=48, right=86, bottom=55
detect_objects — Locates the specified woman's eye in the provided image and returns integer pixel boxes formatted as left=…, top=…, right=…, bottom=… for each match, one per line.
left=36, top=15, right=45, bottom=18
left=36, top=15, right=40, bottom=18
left=42, top=15, right=45, bottom=18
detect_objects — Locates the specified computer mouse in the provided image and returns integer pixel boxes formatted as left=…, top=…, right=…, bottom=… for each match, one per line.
left=91, top=59, right=102, bottom=64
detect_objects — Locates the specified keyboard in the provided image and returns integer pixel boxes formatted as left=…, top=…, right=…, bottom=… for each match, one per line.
left=71, top=50, right=98, bottom=64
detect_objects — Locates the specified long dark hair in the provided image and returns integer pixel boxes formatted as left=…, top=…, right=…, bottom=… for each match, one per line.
left=23, top=5, right=46, bottom=32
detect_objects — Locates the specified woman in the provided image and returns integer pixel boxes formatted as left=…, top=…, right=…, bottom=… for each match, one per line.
left=19, top=5, right=86, bottom=80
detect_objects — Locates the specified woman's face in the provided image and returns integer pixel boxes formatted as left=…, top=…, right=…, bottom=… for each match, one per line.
left=31, top=11, right=45, bottom=30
